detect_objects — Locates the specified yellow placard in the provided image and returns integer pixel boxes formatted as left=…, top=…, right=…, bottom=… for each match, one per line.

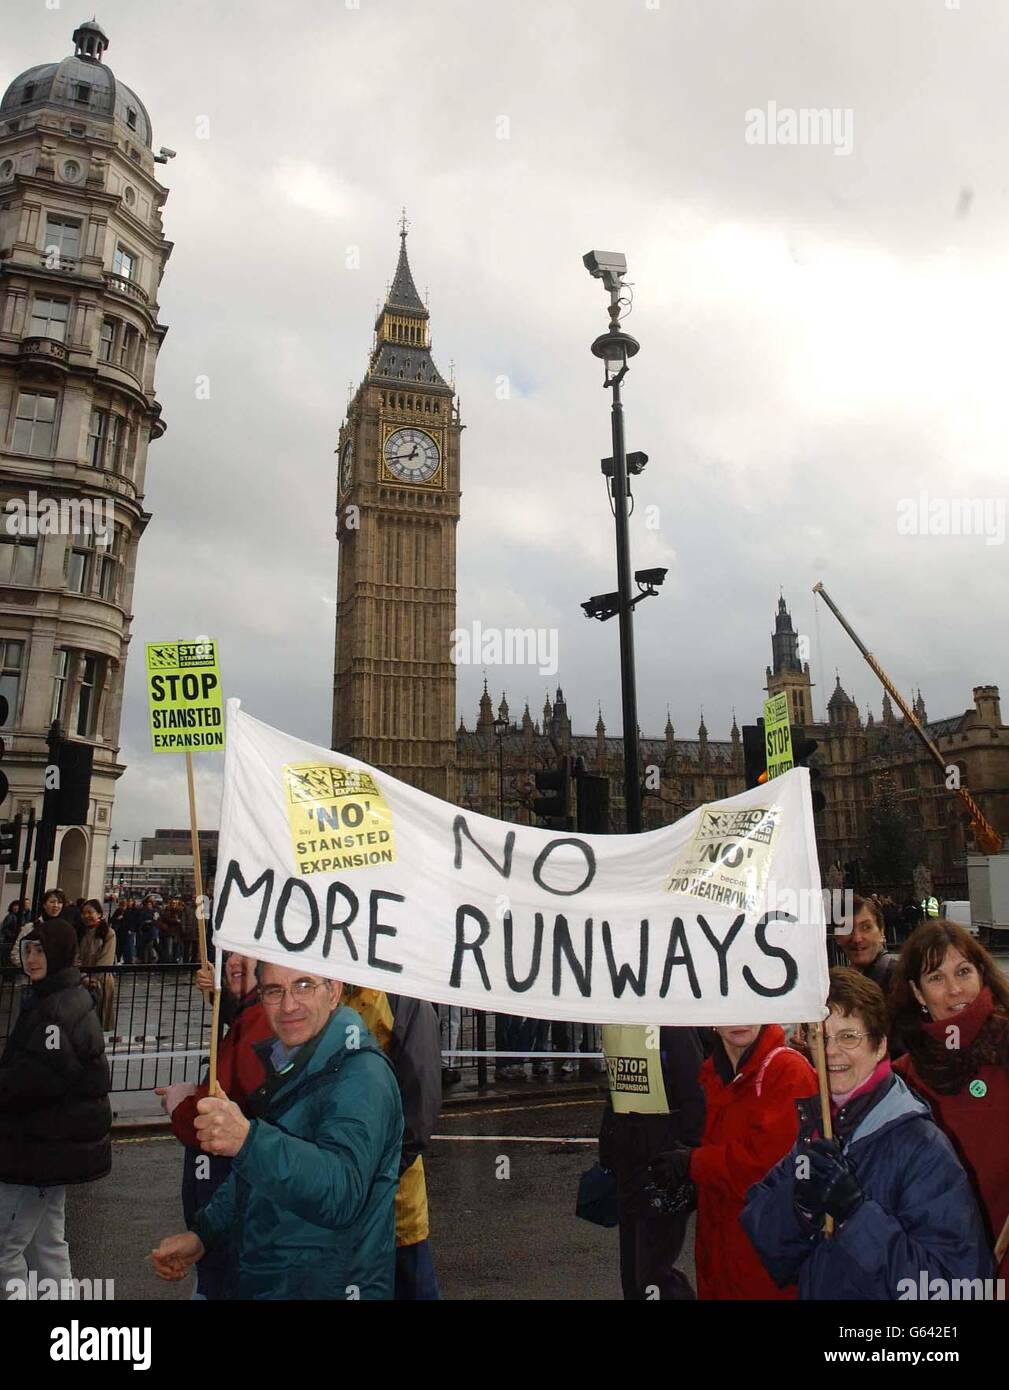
left=664, top=802, right=782, bottom=911
left=146, top=639, right=224, bottom=754
left=283, top=762, right=396, bottom=876
left=602, top=1024, right=670, bottom=1115
left=763, top=691, right=793, bottom=779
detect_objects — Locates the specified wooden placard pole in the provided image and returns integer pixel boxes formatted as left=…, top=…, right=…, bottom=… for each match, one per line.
left=809, top=1019, right=835, bottom=1238
left=994, top=1212, right=1009, bottom=1267
left=186, top=750, right=219, bottom=1092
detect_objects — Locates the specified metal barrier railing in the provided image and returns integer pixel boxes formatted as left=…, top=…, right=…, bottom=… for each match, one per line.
left=0, top=964, right=607, bottom=1094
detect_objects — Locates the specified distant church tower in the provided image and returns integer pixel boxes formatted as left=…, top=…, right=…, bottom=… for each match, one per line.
left=765, top=595, right=814, bottom=727
left=331, top=221, right=461, bottom=798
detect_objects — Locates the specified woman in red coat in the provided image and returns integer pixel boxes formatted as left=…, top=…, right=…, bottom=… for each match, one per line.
left=689, top=1022, right=817, bottom=1299
left=890, top=921, right=1009, bottom=1281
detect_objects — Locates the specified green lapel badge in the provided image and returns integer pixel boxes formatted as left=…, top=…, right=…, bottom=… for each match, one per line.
left=968, top=1079, right=988, bottom=1099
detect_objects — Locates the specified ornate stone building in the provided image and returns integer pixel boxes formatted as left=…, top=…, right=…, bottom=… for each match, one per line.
left=455, top=683, right=745, bottom=831
left=332, top=225, right=461, bottom=799
left=0, top=21, right=171, bottom=898
left=767, top=596, right=1009, bottom=896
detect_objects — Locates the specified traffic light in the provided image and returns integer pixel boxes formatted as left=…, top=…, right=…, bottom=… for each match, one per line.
left=742, top=721, right=768, bottom=790
left=794, top=737, right=826, bottom=813
left=42, top=737, right=94, bottom=826
left=575, top=769, right=610, bottom=833
left=532, top=757, right=571, bottom=828
left=0, top=813, right=21, bottom=867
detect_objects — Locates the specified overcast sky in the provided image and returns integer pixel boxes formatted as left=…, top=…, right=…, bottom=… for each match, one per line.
left=6, top=0, right=1008, bottom=843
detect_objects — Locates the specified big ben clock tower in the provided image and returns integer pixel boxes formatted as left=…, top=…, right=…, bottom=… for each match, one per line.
left=331, top=220, right=461, bottom=799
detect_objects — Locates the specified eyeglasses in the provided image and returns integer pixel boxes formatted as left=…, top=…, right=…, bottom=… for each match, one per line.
left=823, top=1029, right=873, bottom=1051
left=258, top=979, right=327, bottom=1006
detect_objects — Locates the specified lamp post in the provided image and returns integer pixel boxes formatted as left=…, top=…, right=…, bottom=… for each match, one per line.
left=584, top=250, right=643, bottom=833
left=110, top=840, right=119, bottom=893
left=492, top=717, right=518, bottom=821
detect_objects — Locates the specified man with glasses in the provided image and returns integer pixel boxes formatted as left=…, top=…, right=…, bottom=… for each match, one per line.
left=151, top=961, right=404, bottom=1300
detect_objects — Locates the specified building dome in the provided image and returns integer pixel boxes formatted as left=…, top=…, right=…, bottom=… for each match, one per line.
left=1, top=20, right=153, bottom=149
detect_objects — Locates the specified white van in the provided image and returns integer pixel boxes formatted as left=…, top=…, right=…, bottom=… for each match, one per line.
left=940, top=900, right=976, bottom=936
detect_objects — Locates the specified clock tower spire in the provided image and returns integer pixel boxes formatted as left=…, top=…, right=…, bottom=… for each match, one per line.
left=332, top=222, right=461, bottom=799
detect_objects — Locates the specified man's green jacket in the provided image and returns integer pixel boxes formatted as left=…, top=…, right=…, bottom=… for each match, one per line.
left=191, top=1003, right=404, bottom=1299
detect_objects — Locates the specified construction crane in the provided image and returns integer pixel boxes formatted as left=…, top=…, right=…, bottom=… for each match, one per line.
left=813, top=581, right=1003, bottom=855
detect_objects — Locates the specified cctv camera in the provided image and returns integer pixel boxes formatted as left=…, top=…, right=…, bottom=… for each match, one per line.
left=583, top=250, right=627, bottom=281
left=635, top=567, right=668, bottom=588
left=159, top=147, right=177, bottom=159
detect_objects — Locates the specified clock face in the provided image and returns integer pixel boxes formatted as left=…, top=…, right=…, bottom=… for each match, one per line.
left=383, top=427, right=440, bottom=484
left=340, top=439, right=353, bottom=494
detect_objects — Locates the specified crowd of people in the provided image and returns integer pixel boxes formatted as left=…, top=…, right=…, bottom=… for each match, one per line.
left=0, top=885, right=1006, bottom=1301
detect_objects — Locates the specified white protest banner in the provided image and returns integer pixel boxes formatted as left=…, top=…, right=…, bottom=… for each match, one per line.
left=212, top=702, right=830, bottom=1026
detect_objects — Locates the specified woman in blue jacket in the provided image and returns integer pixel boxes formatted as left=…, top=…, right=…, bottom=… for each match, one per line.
left=742, top=967, right=992, bottom=1300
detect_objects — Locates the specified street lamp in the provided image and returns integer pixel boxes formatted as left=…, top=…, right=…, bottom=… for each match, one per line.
left=492, top=717, right=519, bottom=822
left=110, top=841, right=119, bottom=892
left=583, top=249, right=646, bottom=833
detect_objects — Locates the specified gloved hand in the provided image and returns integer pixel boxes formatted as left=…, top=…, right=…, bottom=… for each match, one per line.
left=806, top=1138, right=864, bottom=1224
left=647, top=1145, right=692, bottom=1189
left=792, top=1163, right=824, bottom=1232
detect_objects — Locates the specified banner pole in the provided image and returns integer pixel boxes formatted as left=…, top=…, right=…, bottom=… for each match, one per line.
left=208, top=986, right=223, bottom=1097
left=185, top=751, right=209, bottom=971
left=994, top=1212, right=1009, bottom=1267
left=186, top=750, right=219, bottom=1092
left=810, top=1019, right=835, bottom=1239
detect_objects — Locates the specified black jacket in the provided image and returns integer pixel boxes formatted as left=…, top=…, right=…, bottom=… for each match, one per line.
left=0, top=966, right=112, bottom=1186
left=598, top=1026, right=706, bottom=1181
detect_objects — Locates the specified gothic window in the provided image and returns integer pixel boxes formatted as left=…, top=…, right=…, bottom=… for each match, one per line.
left=13, top=392, right=57, bottom=455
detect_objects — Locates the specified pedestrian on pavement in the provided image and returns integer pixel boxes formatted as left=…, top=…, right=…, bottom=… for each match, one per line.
left=151, top=961, right=404, bottom=1299
left=890, top=921, right=1009, bottom=1282
left=742, top=968, right=992, bottom=1299
left=180, top=898, right=199, bottom=963
left=439, top=1002, right=462, bottom=1088
left=342, top=985, right=443, bottom=1299
left=158, top=952, right=272, bottom=1300
left=1, top=899, right=29, bottom=963
left=680, top=1022, right=817, bottom=1299
left=109, top=899, right=127, bottom=963
left=121, top=897, right=143, bottom=966
left=77, top=899, right=117, bottom=1032
left=494, top=1012, right=528, bottom=1081
left=157, top=897, right=183, bottom=964
left=0, top=918, right=111, bottom=1299
left=598, top=1026, right=705, bottom=1300
left=9, top=888, right=65, bottom=967
left=138, top=896, right=160, bottom=965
